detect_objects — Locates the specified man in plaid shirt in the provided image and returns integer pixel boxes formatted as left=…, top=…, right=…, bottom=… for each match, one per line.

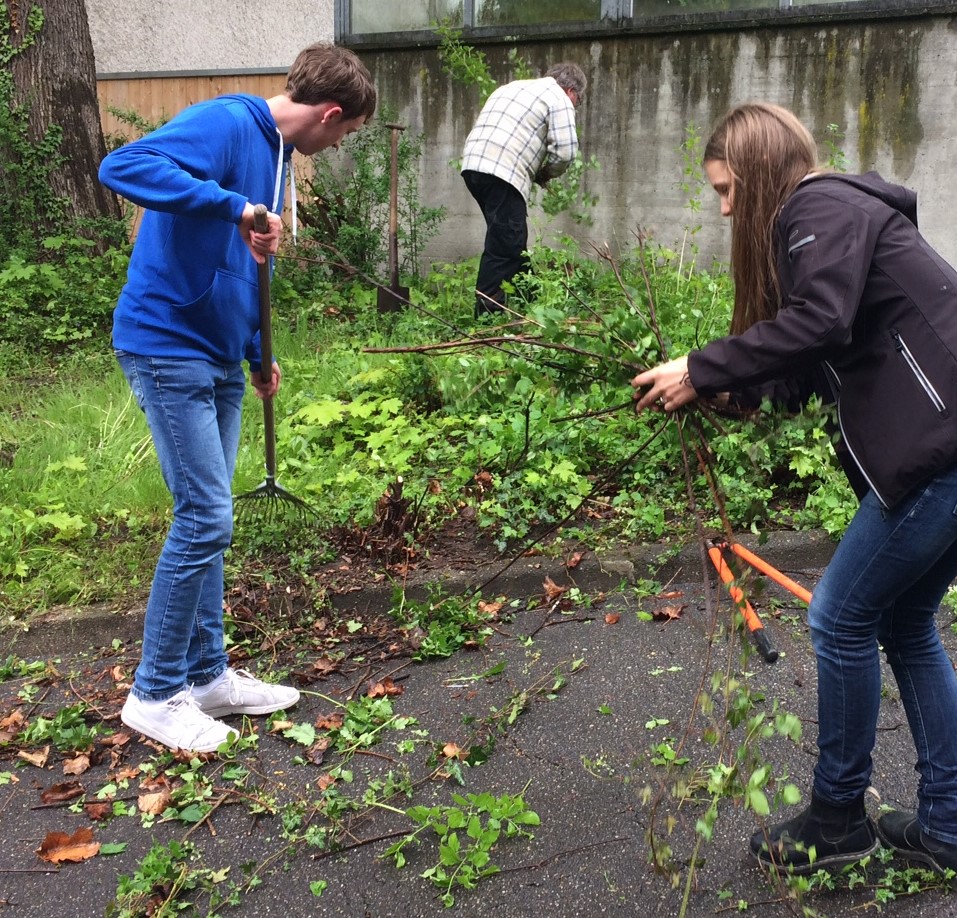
left=461, top=62, right=586, bottom=316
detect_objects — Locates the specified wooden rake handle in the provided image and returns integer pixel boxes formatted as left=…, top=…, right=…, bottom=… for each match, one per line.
left=252, top=203, right=276, bottom=481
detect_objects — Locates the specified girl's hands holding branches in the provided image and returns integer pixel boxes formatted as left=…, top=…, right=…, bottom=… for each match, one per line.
left=631, top=355, right=698, bottom=413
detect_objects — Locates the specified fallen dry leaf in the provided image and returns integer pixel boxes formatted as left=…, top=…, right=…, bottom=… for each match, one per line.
left=0, top=709, right=26, bottom=730
left=84, top=802, right=112, bottom=822
left=478, top=600, right=503, bottom=616
left=406, top=626, right=427, bottom=650
left=653, top=604, right=687, bottom=622
left=473, top=470, right=493, bottom=491
left=315, top=713, right=344, bottom=732
left=18, top=746, right=50, bottom=768
left=306, top=736, right=331, bottom=766
left=316, top=773, right=336, bottom=792
left=658, top=590, right=685, bottom=600
left=139, top=772, right=169, bottom=790
left=40, top=781, right=85, bottom=805
left=138, top=787, right=172, bottom=816
left=110, top=665, right=127, bottom=682
left=565, top=551, right=586, bottom=569
left=0, top=709, right=26, bottom=744
left=604, top=612, right=621, bottom=625
left=270, top=719, right=295, bottom=733
left=112, top=766, right=141, bottom=783
left=100, top=732, right=131, bottom=748
left=442, top=743, right=466, bottom=760
left=63, top=755, right=90, bottom=776
left=37, top=827, right=100, bottom=864
left=312, top=657, right=337, bottom=675
left=367, top=677, right=403, bottom=699
left=543, top=576, right=567, bottom=602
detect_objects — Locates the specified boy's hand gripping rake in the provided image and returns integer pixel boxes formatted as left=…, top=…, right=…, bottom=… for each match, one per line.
left=234, top=204, right=317, bottom=526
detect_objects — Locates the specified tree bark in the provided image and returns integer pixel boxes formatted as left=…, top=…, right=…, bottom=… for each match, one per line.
left=6, top=0, right=121, bottom=230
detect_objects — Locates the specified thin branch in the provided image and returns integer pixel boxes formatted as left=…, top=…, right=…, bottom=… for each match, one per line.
left=497, top=835, right=634, bottom=874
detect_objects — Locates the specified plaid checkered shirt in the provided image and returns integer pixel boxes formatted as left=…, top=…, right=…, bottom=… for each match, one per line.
left=461, top=77, right=579, bottom=202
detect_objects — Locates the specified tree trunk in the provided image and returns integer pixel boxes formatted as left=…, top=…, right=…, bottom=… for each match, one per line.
left=6, top=0, right=121, bottom=231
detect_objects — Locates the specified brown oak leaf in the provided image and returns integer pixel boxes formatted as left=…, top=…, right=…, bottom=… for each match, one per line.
left=367, top=677, right=403, bottom=698
left=100, top=732, right=131, bottom=748
left=40, top=781, right=85, bottom=805
left=315, top=713, right=344, bottom=731
left=37, top=827, right=100, bottom=864
left=543, top=576, right=567, bottom=601
left=138, top=787, right=172, bottom=816
left=84, top=802, right=112, bottom=822
left=18, top=746, right=49, bottom=768
left=653, top=604, right=687, bottom=622
left=63, top=755, right=90, bottom=776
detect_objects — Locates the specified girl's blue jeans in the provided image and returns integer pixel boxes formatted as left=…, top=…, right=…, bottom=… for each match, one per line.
left=811, top=462, right=957, bottom=844
left=117, top=351, right=245, bottom=701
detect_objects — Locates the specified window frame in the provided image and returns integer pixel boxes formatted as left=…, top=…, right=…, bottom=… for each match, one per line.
left=335, top=0, right=957, bottom=47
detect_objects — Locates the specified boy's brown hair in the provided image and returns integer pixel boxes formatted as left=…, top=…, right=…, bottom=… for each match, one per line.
left=286, top=43, right=377, bottom=121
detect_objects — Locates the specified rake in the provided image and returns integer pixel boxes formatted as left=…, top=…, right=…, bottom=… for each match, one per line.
left=234, top=204, right=318, bottom=526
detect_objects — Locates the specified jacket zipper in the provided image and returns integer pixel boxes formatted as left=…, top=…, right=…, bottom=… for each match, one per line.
left=824, top=360, right=889, bottom=508
left=893, top=331, right=947, bottom=413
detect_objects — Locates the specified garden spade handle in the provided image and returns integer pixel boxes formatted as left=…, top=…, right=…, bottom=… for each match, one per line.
left=386, top=122, right=406, bottom=290
left=253, top=204, right=277, bottom=483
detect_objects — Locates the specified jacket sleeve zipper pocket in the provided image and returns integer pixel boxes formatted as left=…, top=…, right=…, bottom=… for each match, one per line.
left=893, top=331, right=947, bottom=413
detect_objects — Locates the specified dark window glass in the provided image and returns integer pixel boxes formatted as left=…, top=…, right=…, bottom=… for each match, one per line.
left=476, top=0, right=602, bottom=26
left=351, top=0, right=463, bottom=35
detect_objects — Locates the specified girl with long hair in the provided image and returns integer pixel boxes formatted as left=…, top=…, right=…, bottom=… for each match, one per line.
left=633, top=102, right=957, bottom=877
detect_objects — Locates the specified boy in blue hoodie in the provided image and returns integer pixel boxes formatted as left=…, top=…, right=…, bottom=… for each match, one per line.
left=99, top=43, right=376, bottom=754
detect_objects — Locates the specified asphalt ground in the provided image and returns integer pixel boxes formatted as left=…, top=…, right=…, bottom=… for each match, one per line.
left=2, top=531, right=957, bottom=917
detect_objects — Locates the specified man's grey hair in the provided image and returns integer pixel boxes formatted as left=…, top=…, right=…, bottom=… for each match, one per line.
left=545, top=62, right=587, bottom=98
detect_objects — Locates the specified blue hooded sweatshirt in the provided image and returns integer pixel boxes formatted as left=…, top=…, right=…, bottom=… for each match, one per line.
left=99, top=94, right=292, bottom=370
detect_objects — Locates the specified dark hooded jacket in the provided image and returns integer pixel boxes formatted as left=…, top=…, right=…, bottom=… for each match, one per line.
left=688, top=172, right=957, bottom=509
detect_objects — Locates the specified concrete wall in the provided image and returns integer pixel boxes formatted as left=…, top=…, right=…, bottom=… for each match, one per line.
left=84, top=4, right=957, bottom=273
left=362, top=12, right=957, bottom=273
left=87, top=1, right=334, bottom=73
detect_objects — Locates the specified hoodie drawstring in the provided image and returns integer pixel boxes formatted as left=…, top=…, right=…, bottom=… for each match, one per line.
left=272, top=128, right=298, bottom=246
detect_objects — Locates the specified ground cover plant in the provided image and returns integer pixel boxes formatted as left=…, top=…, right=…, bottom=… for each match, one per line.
left=0, top=229, right=852, bottom=623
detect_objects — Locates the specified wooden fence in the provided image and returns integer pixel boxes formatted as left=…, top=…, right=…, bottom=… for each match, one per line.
left=96, top=73, right=287, bottom=140
left=95, top=74, right=315, bottom=231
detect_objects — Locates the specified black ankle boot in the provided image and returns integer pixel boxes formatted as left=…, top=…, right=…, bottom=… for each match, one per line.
left=877, top=810, right=957, bottom=879
left=750, top=791, right=878, bottom=874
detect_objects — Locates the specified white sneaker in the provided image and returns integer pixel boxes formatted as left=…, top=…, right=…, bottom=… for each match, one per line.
left=121, top=689, right=238, bottom=753
left=192, top=668, right=300, bottom=718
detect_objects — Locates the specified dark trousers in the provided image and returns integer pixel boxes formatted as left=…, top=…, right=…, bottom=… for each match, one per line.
left=462, top=170, right=529, bottom=316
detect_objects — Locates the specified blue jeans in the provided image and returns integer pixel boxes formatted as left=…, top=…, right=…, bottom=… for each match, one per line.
left=810, top=462, right=957, bottom=844
left=117, top=352, right=245, bottom=701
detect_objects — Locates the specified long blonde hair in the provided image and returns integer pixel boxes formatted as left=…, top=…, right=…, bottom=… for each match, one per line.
left=704, top=103, right=820, bottom=334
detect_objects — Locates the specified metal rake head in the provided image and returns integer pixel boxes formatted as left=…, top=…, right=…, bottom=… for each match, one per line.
left=233, top=479, right=319, bottom=528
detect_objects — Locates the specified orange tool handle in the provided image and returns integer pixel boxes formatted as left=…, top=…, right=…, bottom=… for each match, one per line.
left=727, top=542, right=813, bottom=605
left=708, top=546, right=778, bottom=663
